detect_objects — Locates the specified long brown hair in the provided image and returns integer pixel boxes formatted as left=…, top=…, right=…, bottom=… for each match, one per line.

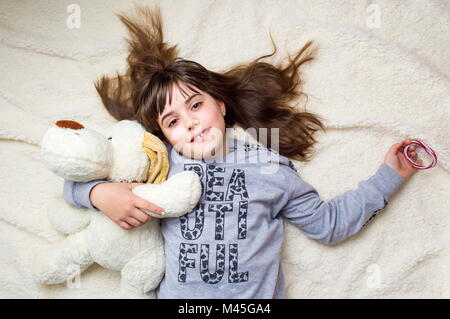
left=94, top=6, right=326, bottom=162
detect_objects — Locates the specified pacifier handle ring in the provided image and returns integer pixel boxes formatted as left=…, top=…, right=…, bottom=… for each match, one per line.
left=403, top=139, right=437, bottom=170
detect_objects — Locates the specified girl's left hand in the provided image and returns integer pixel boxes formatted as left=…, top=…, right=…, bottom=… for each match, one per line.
left=384, top=139, right=422, bottom=181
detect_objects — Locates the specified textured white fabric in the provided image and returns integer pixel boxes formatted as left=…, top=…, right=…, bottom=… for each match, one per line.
left=0, top=0, right=448, bottom=298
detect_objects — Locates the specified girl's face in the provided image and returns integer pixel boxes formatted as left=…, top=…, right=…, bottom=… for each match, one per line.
left=157, top=82, right=227, bottom=160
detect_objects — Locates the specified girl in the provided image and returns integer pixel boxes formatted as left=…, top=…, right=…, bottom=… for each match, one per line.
left=64, top=7, right=420, bottom=298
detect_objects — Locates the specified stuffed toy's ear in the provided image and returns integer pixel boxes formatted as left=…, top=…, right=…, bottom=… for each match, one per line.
left=141, top=132, right=169, bottom=184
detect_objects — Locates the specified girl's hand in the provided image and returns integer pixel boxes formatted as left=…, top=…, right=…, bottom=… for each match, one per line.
left=384, top=139, right=422, bottom=181
left=90, top=182, right=165, bottom=230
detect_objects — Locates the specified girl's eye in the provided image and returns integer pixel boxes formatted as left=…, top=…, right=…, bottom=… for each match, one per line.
left=192, top=102, right=202, bottom=110
left=168, top=119, right=177, bottom=127
left=167, top=102, right=202, bottom=128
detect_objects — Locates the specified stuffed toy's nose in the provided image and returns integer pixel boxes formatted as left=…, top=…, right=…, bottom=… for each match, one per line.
left=55, top=120, right=85, bottom=130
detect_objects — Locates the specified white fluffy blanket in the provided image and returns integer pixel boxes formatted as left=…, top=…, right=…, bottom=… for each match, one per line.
left=0, top=0, right=448, bottom=298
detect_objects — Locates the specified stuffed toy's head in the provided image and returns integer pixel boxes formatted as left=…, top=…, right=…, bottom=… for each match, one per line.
left=41, top=120, right=168, bottom=183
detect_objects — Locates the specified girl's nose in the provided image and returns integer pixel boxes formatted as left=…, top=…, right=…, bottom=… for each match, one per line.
left=187, top=118, right=201, bottom=130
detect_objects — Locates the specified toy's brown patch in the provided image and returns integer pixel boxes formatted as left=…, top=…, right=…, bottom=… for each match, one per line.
left=55, top=120, right=85, bottom=130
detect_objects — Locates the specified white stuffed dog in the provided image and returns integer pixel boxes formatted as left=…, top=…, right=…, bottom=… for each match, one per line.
left=34, top=119, right=202, bottom=298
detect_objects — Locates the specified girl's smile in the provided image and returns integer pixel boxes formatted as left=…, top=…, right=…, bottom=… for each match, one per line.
left=191, top=127, right=210, bottom=143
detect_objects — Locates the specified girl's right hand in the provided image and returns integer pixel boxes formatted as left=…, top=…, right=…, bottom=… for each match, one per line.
left=89, top=182, right=165, bottom=230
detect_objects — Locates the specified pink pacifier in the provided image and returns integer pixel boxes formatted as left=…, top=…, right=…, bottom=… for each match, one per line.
left=403, top=139, right=437, bottom=170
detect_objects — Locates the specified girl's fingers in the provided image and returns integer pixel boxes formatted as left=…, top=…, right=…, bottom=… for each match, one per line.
left=133, top=196, right=165, bottom=215
left=129, top=182, right=145, bottom=188
left=133, top=208, right=153, bottom=223
left=124, top=216, right=142, bottom=227
left=119, top=221, right=133, bottom=230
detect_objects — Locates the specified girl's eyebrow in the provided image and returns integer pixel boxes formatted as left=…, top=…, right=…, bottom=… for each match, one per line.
left=160, top=93, right=201, bottom=124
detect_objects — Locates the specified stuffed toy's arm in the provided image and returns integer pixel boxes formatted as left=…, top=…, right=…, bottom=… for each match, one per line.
left=132, top=171, right=202, bottom=219
left=63, top=171, right=202, bottom=219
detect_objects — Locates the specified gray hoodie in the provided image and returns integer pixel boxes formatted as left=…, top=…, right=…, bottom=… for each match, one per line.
left=63, top=136, right=405, bottom=298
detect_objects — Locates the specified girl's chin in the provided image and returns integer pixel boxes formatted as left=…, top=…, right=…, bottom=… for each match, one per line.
left=186, top=141, right=225, bottom=160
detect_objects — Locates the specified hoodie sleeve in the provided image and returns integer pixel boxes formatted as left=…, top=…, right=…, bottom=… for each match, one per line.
left=63, top=179, right=108, bottom=211
left=279, top=163, right=405, bottom=245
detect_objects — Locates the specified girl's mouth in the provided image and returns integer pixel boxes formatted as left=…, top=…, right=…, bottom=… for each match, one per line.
left=191, top=128, right=210, bottom=143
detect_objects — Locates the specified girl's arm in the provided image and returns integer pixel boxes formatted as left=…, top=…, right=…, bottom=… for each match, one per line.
left=279, top=139, right=419, bottom=245
left=279, top=163, right=405, bottom=245
left=63, top=180, right=165, bottom=230
left=63, top=179, right=108, bottom=210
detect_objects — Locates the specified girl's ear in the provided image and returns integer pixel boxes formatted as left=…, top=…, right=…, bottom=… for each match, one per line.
left=218, top=101, right=226, bottom=116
